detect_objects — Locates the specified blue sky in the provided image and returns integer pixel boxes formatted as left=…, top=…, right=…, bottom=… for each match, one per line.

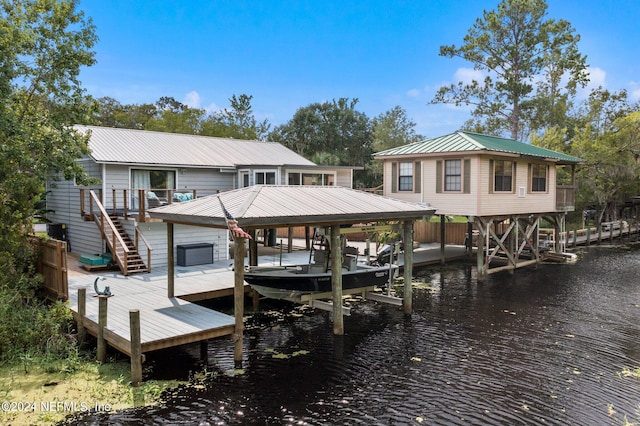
left=78, top=0, right=640, bottom=138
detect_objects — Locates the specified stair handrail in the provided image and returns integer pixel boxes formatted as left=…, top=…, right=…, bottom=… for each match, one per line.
left=135, top=226, right=153, bottom=272
left=89, top=190, right=130, bottom=272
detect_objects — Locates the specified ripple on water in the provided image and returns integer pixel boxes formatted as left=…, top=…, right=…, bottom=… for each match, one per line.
left=64, top=246, right=640, bottom=425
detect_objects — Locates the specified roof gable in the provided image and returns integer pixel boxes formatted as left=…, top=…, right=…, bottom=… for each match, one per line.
left=374, top=131, right=583, bottom=164
left=75, top=125, right=316, bottom=168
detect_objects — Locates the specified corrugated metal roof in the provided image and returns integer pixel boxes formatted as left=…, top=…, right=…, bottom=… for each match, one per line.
left=148, top=185, right=436, bottom=228
left=75, top=125, right=316, bottom=167
left=373, top=131, right=583, bottom=164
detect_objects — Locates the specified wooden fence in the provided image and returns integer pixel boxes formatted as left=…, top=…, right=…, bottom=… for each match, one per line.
left=32, top=236, right=68, bottom=301
left=277, top=222, right=471, bottom=245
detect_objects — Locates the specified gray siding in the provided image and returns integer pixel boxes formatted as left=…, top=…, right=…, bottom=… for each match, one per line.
left=128, top=222, right=228, bottom=266
left=46, top=158, right=104, bottom=256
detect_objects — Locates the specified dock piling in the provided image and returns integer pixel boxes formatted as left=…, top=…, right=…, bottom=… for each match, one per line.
left=129, top=309, right=142, bottom=386
left=77, top=288, right=86, bottom=344
left=97, top=295, right=108, bottom=363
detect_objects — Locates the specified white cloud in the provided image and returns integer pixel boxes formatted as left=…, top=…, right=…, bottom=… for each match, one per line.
left=406, top=88, right=421, bottom=98
left=183, top=91, right=201, bottom=108
left=454, top=67, right=485, bottom=85
left=576, top=66, right=607, bottom=99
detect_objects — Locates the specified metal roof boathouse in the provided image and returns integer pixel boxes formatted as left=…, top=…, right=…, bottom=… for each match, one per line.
left=148, top=185, right=435, bottom=364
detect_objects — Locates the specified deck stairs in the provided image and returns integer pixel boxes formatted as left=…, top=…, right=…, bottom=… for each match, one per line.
left=84, top=189, right=149, bottom=276
left=96, top=214, right=148, bottom=275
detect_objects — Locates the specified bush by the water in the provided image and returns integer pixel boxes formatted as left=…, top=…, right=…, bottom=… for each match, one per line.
left=0, top=238, right=77, bottom=366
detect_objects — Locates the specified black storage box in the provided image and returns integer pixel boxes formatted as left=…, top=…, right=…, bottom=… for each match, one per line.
left=177, top=243, right=214, bottom=266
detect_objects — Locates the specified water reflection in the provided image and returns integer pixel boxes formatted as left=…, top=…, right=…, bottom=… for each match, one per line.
left=63, top=245, right=640, bottom=425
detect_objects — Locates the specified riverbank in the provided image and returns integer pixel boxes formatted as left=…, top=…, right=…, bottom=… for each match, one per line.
left=0, top=357, right=181, bottom=425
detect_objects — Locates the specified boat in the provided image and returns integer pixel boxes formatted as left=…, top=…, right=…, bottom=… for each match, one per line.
left=244, top=262, right=397, bottom=300
left=244, top=229, right=397, bottom=299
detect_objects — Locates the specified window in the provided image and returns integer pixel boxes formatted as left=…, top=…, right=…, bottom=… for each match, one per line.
left=398, top=162, right=413, bottom=191
left=255, top=171, right=276, bottom=185
left=444, top=159, right=461, bottom=191
left=494, top=160, right=513, bottom=192
left=132, top=169, right=175, bottom=198
left=531, top=164, right=547, bottom=192
left=287, top=172, right=335, bottom=186
left=240, top=171, right=250, bottom=187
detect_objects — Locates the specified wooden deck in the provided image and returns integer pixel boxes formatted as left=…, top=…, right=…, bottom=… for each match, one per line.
left=67, top=274, right=237, bottom=356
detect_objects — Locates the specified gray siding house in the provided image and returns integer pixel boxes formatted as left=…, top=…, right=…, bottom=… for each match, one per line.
left=46, top=126, right=355, bottom=273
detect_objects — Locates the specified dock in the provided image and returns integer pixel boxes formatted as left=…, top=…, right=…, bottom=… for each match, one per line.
left=66, top=242, right=469, bottom=368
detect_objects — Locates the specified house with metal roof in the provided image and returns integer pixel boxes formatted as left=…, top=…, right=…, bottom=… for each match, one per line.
left=46, top=126, right=358, bottom=274
left=373, top=131, right=582, bottom=217
left=373, top=131, right=583, bottom=280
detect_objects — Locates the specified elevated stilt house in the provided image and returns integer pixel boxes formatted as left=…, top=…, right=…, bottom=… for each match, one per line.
left=374, top=131, right=583, bottom=280
left=46, top=126, right=357, bottom=275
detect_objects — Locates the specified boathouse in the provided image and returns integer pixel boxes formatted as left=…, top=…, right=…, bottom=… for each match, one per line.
left=374, top=131, right=583, bottom=279
left=46, top=125, right=358, bottom=275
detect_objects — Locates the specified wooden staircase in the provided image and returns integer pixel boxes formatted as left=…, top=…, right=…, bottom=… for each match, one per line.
left=102, top=215, right=148, bottom=274
left=86, top=190, right=152, bottom=276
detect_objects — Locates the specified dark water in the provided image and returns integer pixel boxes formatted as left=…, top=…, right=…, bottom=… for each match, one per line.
left=65, top=244, right=640, bottom=425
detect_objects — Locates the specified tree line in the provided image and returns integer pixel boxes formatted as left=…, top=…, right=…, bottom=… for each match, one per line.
left=87, top=95, right=422, bottom=188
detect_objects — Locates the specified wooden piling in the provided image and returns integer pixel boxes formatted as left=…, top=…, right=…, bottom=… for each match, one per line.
left=129, top=309, right=142, bottom=386
left=573, top=228, right=577, bottom=247
left=586, top=227, right=591, bottom=245
left=440, top=215, right=446, bottom=264
left=403, top=221, right=414, bottom=315
left=97, top=296, right=108, bottom=363
left=77, top=288, right=86, bottom=344
left=167, top=223, right=174, bottom=298
left=330, top=225, right=344, bottom=335
left=233, top=237, right=245, bottom=366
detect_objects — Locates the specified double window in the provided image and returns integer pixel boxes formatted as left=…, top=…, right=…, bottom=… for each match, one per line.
left=288, top=172, right=335, bottom=186
left=255, top=171, right=276, bottom=185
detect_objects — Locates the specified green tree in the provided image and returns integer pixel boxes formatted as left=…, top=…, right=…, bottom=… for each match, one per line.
left=431, top=0, right=588, bottom=140
left=270, top=98, right=374, bottom=186
left=0, top=0, right=96, bottom=359
left=144, top=96, right=205, bottom=134
left=91, top=96, right=158, bottom=129
left=368, top=106, right=422, bottom=187
left=201, top=94, right=270, bottom=140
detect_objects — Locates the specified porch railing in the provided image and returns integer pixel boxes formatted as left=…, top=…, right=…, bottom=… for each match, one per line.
left=80, top=188, right=207, bottom=223
left=556, top=185, right=575, bottom=212
left=89, top=190, right=131, bottom=273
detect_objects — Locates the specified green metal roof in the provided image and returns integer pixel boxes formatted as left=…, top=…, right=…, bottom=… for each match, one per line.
left=373, top=131, right=583, bottom=164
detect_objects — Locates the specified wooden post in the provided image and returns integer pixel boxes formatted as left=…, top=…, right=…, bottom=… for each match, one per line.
left=466, top=222, right=473, bottom=255
left=586, top=226, right=591, bottom=245
left=77, top=288, right=86, bottom=344
left=403, top=221, right=414, bottom=315
left=573, top=228, right=577, bottom=247
left=330, top=225, right=344, bottom=335
left=249, top=230, right=258, bottom=266
left=200, top=340, right=208, bottom=362
left=440, top=215, right=446, bottom=265
left=97, top=296, right=108, bottom=363
left=129, top=309, right=142, bottom=386
left=233, top=237, right=245, bottom=367
left=288, top=227, right=293, bottom=253
left=598, top=224, right=602, bottom=244
left=167, top=223, right=174, bottom=298
left=476, top=219, right=486, bottom=282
